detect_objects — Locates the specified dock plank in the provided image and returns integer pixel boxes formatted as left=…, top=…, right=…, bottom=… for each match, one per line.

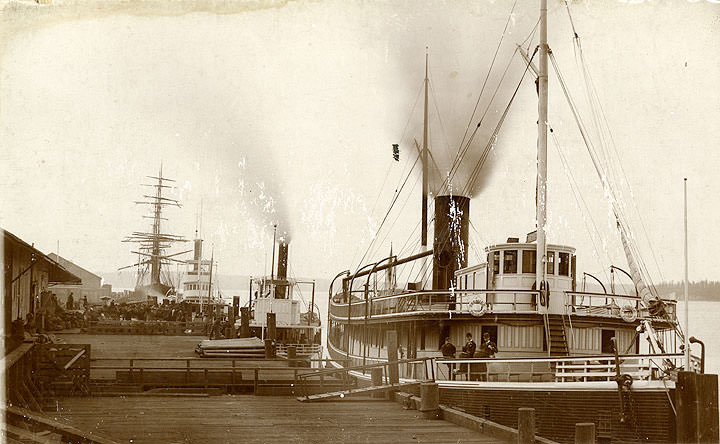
left=51, top=395, right=507, bottom=443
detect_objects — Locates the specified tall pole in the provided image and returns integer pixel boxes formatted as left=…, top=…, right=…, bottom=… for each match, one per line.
left=421, top=48, right=429, bottom=287
left=207, top=248, right=214, bottom=307
left=536, top=0, right=549, bottom=294
left=683, top=178, right=690, bottom=369
left=271, top=224, right=277, bottom=281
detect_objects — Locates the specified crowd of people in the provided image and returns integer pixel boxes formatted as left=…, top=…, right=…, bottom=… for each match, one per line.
left=87, top=301, right=199, bottom=323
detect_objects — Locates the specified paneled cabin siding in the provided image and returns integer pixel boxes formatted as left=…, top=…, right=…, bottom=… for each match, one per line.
left=567, top=326, right=600, bottom=353
left=567, top=326, right=636, bottom=354
left=498, top=324, right=543, bottom=351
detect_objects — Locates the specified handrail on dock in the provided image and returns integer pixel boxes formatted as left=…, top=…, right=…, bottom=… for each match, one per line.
left=295, top=356, right=435, bottom=401
left=4, top=342, right=44, bottom=411
left=88, top=356, right=352, bottom=395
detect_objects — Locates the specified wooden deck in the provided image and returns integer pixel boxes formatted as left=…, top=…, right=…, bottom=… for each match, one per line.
left=52, top=395, right=507, bottom=443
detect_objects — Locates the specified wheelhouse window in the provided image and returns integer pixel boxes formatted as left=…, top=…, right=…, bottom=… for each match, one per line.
left=503, top=250, right=517, bottom=274
left=546, top=251, right=555, bottom=275
left=522, top=250, right=536, bottom=273
left=492, top=251, right=500, bottom=274
left=558, top=252, right=570, bottom=276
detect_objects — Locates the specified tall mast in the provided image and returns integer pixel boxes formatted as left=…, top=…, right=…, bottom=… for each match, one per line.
left=421, top=49, right=429, bottom=258
left=271, top=223, right=277, bottom=282
left=151, top=163, right=163, bottom=286
left=536, top=0, right=549, bottom=292
left=207, top=248, right=214, bottom=306
left=683, top=178, right=690, bottom=369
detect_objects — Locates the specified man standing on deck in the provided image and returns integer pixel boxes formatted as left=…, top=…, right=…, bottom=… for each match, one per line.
left=461, top=333, right=476, bottom=358
left=455, top=333, right=476, bottom=379
left=440, top=337, right=456, bottom=380
left=473, top=332, right=497, bottom=381
left=477, top=332, right=497, bottom=358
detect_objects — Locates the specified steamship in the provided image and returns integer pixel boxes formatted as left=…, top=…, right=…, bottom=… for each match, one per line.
left=180, top=235, right=223, bottom=306
left=326, top=3, right=707, bottom=443
left=245, top=239, right=322, bottom=357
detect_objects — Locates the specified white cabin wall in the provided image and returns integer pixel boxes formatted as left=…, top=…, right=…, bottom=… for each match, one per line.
left=566, top=326, right=637, bottom=354
left=567, top=326, right=600, bottom=353
left=497, top=324, right=544, bottom=352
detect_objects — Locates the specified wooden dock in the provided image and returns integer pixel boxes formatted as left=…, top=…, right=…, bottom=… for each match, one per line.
left=51, top=395, right=508, bottom=443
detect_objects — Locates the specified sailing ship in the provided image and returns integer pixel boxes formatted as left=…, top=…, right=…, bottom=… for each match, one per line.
left=326, top=2, right=706, bottom=443
left=120, top=165, right=190, bottom=302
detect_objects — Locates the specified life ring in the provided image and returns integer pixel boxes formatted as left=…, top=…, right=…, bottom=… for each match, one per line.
left=620, top=305, right=638, bottom=323
left=469, top=299, right=487, bottom=317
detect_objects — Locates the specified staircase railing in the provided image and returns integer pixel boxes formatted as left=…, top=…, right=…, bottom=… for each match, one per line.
left=542, top=313, right=551, bottom=357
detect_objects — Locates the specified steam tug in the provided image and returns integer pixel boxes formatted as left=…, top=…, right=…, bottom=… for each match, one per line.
left=246, top=239, right=322, bottom=357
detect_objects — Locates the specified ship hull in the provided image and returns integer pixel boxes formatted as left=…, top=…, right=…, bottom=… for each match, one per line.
left=326, top=343, right=674, bottom=443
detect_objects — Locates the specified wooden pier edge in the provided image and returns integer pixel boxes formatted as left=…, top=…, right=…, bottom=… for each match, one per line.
left=392, top=391, right=560, bottom=444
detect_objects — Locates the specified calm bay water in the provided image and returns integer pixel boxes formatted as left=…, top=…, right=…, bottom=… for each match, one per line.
left=676, top=300, right=720, bottom=375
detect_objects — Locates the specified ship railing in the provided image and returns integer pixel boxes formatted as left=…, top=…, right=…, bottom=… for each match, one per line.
left=276, top=343, right=323, bottom=356
left=564, top=291, right=677, bottom=321
left=295, top=356, right=435, bottom=401
left=435, top=353, right=687, bottom=383
left=329, top=289, right=542, bottom=319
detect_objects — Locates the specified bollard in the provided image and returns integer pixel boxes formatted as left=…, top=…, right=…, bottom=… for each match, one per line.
left=518, top=408, right=535, bottom=444
left=287, top=346, right=297, bottom=368
left=575, top=423, right=595, bottom=444
left=371, top=368, right=384, bottom=399
left=264, top=339, right=275, bottom=359
left=419, top=382, right=440, bottom=420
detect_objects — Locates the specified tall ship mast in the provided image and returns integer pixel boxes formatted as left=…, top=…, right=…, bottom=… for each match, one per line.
left=121, top=164, right=189, bottom=301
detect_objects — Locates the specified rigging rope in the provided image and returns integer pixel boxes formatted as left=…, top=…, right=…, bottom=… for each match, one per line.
left=549, top=49, right=684, bottom=342
left=463, top=47, right=538, bottom=196
left=550, top=124, right=612, bottom=283
left=456, top=0, right=520, bottom=157
left=354, top=154, right=420, bottom=273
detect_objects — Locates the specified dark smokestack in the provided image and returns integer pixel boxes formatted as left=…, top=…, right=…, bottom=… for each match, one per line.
left=193, top=239, right=203, bottom=272
left=432, top=195, right=469, bottom=291
left=276, top=241, right=289, bottom=299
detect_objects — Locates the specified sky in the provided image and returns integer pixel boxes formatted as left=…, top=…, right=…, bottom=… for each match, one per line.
left=1, top=0, right=719, bottom=290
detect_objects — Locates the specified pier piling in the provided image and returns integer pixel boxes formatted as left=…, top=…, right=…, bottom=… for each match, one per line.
left=574, top=423, right=595, bottom=444
left=287, top=346, right=297, bottom=367
left=371, top=368, right=384, bottom=398
left=419, top=382, right=440, bottom=420
left=517, top=408, right=535, bottom=444
left=387, top=330, right=399, bottom=385
left=267, top=313, right=276, bottom=340
left=239, top=307, right=250, bottom=338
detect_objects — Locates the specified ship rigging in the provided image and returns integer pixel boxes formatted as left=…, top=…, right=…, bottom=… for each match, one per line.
left=120, top=165, right=191, bottom=300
